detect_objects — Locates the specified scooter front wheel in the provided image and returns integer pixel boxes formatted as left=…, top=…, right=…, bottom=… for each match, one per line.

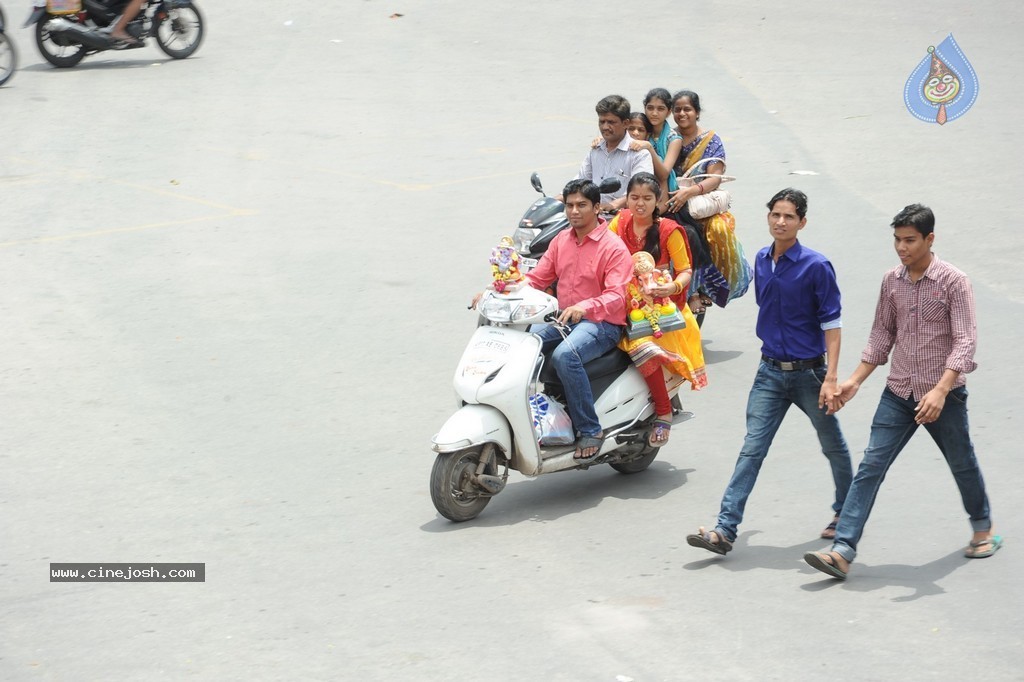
left=430, top=450, right=494, bottom=522
left=154, top=4, right=203, bottom=59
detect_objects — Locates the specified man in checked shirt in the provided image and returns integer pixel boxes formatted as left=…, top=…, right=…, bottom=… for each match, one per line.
left=804, top=204, right=1000, bottom=580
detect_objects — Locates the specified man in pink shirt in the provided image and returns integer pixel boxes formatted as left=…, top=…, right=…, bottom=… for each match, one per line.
left=525, top=179, right=632, bottom=459
left=804, top=204, right=1000, bottom=580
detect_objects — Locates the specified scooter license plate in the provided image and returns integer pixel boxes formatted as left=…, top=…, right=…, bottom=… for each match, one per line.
left=520, top=257, right=538, bottom=272
left=46, top=0, right=82, bottom=14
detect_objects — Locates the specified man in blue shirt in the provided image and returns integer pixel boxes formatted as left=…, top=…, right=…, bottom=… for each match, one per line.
left=686, top=188, right=853, bottom=555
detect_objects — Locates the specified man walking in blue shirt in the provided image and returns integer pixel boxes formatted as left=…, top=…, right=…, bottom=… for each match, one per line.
left=687, top=188, right=853, bottom=555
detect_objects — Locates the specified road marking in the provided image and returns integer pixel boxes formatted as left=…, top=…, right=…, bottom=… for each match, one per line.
left=0, top=162, right=256, bottom=249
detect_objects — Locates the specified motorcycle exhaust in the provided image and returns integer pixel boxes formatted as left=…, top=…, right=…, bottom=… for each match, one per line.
left=44, top=17, right=113, bottom=50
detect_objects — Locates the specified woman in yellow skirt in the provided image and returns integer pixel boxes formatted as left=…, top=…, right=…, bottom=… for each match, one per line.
left=608, top=172, right=707, bottom=446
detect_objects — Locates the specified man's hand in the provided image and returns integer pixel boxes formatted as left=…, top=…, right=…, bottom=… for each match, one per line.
left=915, top=387, right=948, bottom=424
left=818, top=376, right=839, bottom=413
left=825, top=379, right=860, bottom=415
left=469, top=291, right=483, bottom=309
left=557, top=305, right=587, bottom=325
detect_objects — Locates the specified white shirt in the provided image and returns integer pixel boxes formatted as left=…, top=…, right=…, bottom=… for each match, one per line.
left=576, top=135, right=654, bottom=204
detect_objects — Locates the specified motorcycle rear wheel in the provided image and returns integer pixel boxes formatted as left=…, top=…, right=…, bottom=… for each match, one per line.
left=430, top=450, right=494, bottom=522
left=154, top=5, right=203, bottom=59
left=0, top=33, right=15, bottom=86
left=35, top=18, right=87, bottom=68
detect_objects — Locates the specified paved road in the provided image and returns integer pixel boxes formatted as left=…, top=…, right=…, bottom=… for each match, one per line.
left=2, top=1, right=1022, bottom=679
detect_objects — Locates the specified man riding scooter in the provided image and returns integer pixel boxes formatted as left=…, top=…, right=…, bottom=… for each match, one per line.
left=473, top=179, right=632, bottom=460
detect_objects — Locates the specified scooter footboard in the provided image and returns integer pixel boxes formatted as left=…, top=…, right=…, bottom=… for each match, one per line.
left=432, top=404, right=511, bottom=456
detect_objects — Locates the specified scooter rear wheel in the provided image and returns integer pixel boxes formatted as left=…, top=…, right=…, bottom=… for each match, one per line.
left=0, top=33, right=15, bottom=87
left=430, top=450, right=494, bottom=522
left=610, top=447, right=659, bottom=474
left=35, top=18, right=87, bottom=68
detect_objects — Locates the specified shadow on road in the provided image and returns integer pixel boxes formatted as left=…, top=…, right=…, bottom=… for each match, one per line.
left=19, top=56, right=188, bottom=72
left=420, top=461, right=693, bottom=531
left=681, top=530, right=972, bottom=602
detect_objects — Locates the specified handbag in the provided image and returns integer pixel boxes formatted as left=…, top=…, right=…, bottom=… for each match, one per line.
left=680, top=156, right=735, bottom=220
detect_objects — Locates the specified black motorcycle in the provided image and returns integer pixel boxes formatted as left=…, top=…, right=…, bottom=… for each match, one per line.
left=24, top=0, right=202, bottom=68
left=0, top=3, right=16, bottom=86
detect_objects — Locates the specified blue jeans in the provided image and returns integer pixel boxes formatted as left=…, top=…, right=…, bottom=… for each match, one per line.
left=832, top=386, right=990, bottom=562
left=715, top=361, right=853, bottom=542
left=535, top=320, right=623, bottom=438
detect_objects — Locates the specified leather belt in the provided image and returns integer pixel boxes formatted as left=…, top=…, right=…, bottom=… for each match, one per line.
left=761, top=354, right=826, bottom=371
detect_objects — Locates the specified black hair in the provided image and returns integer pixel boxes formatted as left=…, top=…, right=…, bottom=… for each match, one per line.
left=628, top=111, right=654, bottom=138
left=671, top=90, right=702, bottom=117
left=890, top=203, right=935, bottom=236
left=626, top=172, right=665, bottom=262
left=643, top=87, right=672, bottom=109
left=595, top=95, right=631, bottom=121
left=766, top=188, right=809, bottom=219
left=562, top=179, right=601, bottom=206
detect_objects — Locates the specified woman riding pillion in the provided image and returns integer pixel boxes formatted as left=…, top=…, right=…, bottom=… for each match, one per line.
left=608, top=173, right=708, bottom=446
left=666, top=89, right=751, bottom=316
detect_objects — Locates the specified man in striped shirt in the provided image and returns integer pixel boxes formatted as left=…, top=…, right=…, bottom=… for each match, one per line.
left=804, top=204, right=1000, bottom=580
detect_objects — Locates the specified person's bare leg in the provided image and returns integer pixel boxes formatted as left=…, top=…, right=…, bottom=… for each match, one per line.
left=110, top=0, right=145, bottom=42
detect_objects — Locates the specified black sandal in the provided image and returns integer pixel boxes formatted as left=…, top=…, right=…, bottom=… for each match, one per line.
left=686, top=527, right=732, bottom=555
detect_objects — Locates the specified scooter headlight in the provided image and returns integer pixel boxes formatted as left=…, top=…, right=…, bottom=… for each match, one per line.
left=511, top=303, right=549, bottom=322
left=480, top=296, right=514, bottom=322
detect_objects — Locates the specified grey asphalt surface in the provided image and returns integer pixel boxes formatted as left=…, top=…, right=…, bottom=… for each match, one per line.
left=2, top=1, right=1023, bottom=680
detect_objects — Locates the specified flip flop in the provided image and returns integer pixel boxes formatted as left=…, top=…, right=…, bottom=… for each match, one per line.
left=574, top=434, right=604, bottom=461
left=686, top=527, right=732, bottom=555
left=648, top=419, right=672, bottom=447
left=803, top=551, right=848, bottom=580
left=965, top=535, right=1002, bottom=559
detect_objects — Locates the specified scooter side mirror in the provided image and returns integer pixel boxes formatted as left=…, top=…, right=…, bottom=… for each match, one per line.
left=598, top=177, right=622, bottom=194
left=530, top=172, right=544, bottom=196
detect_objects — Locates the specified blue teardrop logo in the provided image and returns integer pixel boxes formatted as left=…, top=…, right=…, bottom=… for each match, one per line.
left=904, top=34, right=978, bottom=125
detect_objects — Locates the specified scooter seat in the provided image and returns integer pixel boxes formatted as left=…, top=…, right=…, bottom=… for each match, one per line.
left=539, top=345, right=631, bottom=384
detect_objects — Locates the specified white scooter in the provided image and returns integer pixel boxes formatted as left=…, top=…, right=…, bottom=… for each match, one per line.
left=430, top=283, right=691, bottom=522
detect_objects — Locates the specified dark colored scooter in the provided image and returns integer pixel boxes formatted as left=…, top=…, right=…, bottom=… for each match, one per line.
left=24, top=0, right=202, bottom=68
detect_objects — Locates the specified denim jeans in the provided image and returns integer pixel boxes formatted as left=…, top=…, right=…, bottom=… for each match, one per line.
left=535, top=320, right=623, bottom=438
left=715, top=361, right=853, bottom=542
left=831, top=386, right=990, bottom=562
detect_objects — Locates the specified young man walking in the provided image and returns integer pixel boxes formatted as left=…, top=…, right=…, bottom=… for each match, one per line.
left=687, top=188, right=853, bottom=555
left=805, top=204, right=1000, bottom=580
